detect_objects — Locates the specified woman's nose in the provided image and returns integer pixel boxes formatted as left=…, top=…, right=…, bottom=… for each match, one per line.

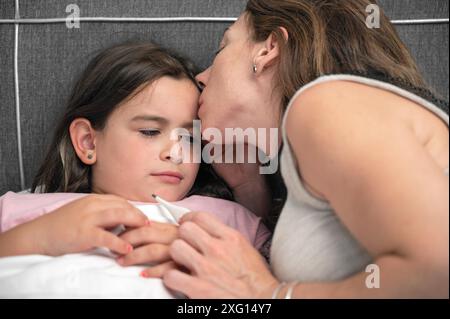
left=195, top=67, right=211, bottom=89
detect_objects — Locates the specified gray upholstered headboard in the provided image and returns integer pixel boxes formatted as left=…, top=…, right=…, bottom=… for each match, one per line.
left=0, top=0, right=449, bottom=195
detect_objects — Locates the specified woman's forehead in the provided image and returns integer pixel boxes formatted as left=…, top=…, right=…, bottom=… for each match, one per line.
left=230, top=14, right=253, bottom=40
left=234, top=14, right=248, bottom=32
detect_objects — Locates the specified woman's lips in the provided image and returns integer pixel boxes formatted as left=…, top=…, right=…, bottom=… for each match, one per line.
left=151, top=172, right=183, bottom=184
left=198, top=97, right=205, bottom=113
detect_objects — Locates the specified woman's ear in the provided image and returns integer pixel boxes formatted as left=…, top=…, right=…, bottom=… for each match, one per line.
left=69, top=118, right=97, bottom=165
left=253, top=27, right=289, bottom=75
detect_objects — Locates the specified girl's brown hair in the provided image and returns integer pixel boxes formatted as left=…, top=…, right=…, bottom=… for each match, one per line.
left=32, top=42, right=233, bottom=200
left=245, top=0, right=437, bottom=109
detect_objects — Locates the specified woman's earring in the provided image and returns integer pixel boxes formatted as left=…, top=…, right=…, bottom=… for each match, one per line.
left=87, top=152, right=94, bottom=160
left=252, top=64, right=258, bottom=74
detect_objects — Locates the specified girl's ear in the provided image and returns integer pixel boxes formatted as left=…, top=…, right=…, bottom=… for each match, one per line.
left=69, top=118, right=97, bottom=165
left=253, top=27, right=289, bottom=75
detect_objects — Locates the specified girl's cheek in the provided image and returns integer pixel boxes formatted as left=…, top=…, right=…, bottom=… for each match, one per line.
left=186, top=162, right=199, bottom=172
left=185, top=164, right=200, bottom=180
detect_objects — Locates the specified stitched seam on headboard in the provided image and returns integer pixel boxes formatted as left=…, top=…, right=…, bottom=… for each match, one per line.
left=0, top=17, right=239, bottom=23
left=14, top=0, right=25, bottom=190
left=0, top=17, right=448, bottom=25
left=391, top=18, right=449, bottom=25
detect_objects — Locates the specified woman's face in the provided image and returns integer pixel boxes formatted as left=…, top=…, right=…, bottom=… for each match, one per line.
left=196, top=14, right=282, bottom=151
left=89, top=77, right=200, bottom=202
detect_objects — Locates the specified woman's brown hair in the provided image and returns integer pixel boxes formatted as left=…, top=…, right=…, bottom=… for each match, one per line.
left=32, top=42, right=233, bottom=200
left=245, top=0, right=440, bottom=109
left=245, top=0, right=449, bottom=232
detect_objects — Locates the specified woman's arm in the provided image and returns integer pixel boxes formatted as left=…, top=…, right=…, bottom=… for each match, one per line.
left=283, top=81, right=449, bottom=298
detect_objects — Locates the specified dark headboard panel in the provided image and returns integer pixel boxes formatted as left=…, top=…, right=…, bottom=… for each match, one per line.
left=0, top=0, right=448, bottom=194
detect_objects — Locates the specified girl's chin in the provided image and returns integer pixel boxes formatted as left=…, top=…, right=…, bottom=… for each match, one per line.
left=145, top=190, right=184, bottom=203
left=97, top=188, right=185, bottom=204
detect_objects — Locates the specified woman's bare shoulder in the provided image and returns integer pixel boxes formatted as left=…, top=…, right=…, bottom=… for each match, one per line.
left=287, top=79, right=410, bottom=119
left=283, top=79, right=434, bottom=203
left=286, top=79, right=448, bottom=172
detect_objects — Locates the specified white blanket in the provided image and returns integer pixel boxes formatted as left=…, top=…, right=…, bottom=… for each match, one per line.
left=0, top=204, right=187, bottom=299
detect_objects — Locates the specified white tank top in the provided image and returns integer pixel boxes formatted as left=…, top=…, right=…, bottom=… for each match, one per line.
left=271, top=74, right=449, bottom=282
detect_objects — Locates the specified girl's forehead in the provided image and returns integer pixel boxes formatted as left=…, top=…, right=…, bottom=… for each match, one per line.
left=112, top=78, right=199, bottom=121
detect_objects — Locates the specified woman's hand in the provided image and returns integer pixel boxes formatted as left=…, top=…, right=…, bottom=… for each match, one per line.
left=116, top=222, right=180, bottom=278
left=32, top=194, right=149, bottom=256
left=162, top=212, right=279, bottom=298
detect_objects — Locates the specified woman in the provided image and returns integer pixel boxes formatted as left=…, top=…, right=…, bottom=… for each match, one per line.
left=153, top=0, right=449, bottom=298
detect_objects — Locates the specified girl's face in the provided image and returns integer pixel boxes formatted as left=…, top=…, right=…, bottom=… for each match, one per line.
left=195, top=14, right=282, bottom=152
left=90, top=77, right=200, bottom=202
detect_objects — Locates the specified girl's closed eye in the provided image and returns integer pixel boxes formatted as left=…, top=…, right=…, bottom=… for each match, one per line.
left=139, top=129, right=161, bottom=138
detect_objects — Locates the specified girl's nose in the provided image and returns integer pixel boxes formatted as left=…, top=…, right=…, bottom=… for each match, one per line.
left=160, top=139, right=183, bottom=165
left=195, top=67, right=211, bottom=90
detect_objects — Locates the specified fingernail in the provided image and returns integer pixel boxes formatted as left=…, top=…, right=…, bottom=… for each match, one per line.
left=117, top=257, right=124, bottom=265
left=140, top=270, right=149, bottom=278
left=127, top=244, right=133, bottom=253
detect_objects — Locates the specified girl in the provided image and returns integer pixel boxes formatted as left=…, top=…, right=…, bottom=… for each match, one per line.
left=0, top=42, right=270, bottom=279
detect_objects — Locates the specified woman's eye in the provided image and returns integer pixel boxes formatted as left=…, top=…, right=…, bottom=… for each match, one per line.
left=140, top=130, right=160, bottom=137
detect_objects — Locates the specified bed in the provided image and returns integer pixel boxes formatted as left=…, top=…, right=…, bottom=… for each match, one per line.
left=0, top=0, right=448, bottom=299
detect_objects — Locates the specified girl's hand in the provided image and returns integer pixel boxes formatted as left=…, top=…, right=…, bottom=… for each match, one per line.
left=162, top=212, right=279, bottom=298
left=116, top=222, right=181, bottom=277
left=33, top=194, right=149, bottom=256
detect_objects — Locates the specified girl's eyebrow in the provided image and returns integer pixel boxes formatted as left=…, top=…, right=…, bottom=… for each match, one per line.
left=131, top=115, right=169, bottom=125
left=131, top=114, right=193, bottom=129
